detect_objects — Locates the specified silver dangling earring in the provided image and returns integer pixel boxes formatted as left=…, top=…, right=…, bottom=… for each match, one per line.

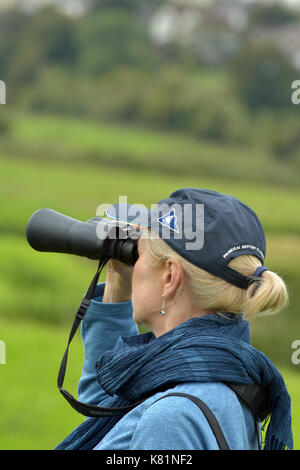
left=160, top=294, right=166, bottom=316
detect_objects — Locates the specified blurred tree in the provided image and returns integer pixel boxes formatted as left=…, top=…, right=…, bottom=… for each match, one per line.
left=230, top=43, right=297, bottom=111
left=265, top=114, right=300, bottom=161
left=0, top=114, right=11, bottom=135
left=0, top=9, right=30, bottom=79
left=5, top=7, right=78, bottom=88
left=137, top=67, right=251, bottom=143
left=248, top=3, right=298, bottom=28
left=17, top=66, right=91, bottom=115
left=76, top=10, right=159, bottom=76
left=88, top=67, right=149, bottom=121
left=88, top=0, right=162, bottom=12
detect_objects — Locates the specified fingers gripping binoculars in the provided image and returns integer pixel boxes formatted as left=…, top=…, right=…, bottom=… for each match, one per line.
left=26, top=208, right=140, bottom=265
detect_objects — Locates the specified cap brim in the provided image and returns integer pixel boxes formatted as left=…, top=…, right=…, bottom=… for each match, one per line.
left=105, top=203, right=152, bottom=227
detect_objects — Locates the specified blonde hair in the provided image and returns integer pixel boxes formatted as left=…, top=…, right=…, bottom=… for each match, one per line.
left=144, top=230, right=288, bottom=320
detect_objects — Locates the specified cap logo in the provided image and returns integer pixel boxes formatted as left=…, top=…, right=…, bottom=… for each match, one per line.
left=157, top=209, right=179, bottom=233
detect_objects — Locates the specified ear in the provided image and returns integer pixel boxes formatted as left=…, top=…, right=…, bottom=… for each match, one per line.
left=162, top=258, right=183, bottom=299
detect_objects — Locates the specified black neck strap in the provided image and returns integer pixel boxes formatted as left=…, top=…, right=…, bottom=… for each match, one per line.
left=57, top=256, right=149, bottom=418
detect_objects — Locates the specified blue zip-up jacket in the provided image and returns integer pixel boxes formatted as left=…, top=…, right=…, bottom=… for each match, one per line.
left=77, top=283, right=259, bottom=450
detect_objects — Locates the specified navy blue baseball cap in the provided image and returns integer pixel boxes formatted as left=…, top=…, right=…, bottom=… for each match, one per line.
left=105, top=188, right=266, bottom=289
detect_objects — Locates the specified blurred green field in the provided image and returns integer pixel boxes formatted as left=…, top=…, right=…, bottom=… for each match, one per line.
left=0, top=112, right=299, bottom=449
left=2, top=112, right=300, bottom=188
left=0, top=318, right=85, bottom=450
left=1, top=152, right=300, bottom=237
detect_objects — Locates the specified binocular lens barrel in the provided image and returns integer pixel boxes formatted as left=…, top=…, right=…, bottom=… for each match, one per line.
left=26, top=208, right=139, bottom=265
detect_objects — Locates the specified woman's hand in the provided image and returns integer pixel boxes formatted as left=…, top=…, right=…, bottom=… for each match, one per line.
left=102, top=258, right=133, bottom=303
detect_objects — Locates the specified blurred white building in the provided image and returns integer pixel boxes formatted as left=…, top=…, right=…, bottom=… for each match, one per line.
left=149, top=0, right=249, bottom=65
left=0, top=0, right=86, bottom=16
left=1, top=0, right=300, bottom=67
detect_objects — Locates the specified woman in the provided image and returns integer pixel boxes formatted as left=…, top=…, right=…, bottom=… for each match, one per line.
left=56, top=188, right=293, bottom=450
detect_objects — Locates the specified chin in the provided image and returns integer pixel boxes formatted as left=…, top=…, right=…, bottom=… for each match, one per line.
left=132, top=309, right=140, bottom=324
left=133, top=310, right=148, bottom=328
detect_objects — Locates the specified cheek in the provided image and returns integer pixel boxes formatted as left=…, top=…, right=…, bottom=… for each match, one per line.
left=132, top=261, right=147, bottom=303
left=131, top=261, right=161, bottom=319
left=131, top=260, right=142, bottom=290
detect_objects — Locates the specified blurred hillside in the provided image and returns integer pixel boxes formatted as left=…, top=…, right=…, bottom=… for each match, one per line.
left=1, top=0, right=300, bottom=162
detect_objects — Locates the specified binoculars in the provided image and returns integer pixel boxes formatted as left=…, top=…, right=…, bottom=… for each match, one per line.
left=26, top=208, right=140, bottom=266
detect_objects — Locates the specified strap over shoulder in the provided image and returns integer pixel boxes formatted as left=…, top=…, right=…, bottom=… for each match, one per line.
left=151, top=392, right=230, bottom=450
left=224, top=382, right=270, bottom=421
left=150, top=383, right=269, bottom=450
